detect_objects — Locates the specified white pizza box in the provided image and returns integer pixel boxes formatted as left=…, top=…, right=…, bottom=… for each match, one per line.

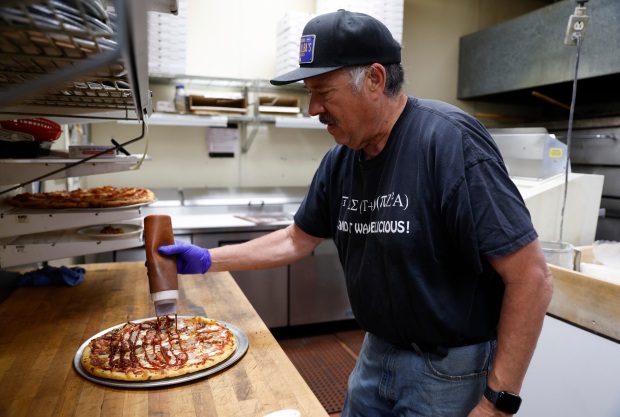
left=69, top=146, right=117, bottom=159
left=156, top=101, right=176, bottom=113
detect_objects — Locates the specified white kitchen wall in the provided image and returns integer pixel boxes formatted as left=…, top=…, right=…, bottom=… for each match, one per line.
left=86, top=0, right=552, bottom=190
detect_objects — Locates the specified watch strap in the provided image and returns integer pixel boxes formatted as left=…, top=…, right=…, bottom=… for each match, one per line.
left=483, top=385, right=498, bottom=404
left=483, top=385, right=522, bottom=414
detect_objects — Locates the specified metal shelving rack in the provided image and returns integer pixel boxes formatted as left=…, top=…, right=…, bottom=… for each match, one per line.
left=146, top=74, right=323, bottom=152
left=0, top=0, right=157, bottom=269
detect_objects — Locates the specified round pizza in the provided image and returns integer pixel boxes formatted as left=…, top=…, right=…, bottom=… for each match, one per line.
left=7, top=185, right=155, bottom=209
left=81, top=316, right=237, bottom=381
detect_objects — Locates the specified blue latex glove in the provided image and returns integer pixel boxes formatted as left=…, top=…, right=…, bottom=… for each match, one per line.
left=158, top=240, right=212, bottom=274
left=18, top=265, right=86, bottom=287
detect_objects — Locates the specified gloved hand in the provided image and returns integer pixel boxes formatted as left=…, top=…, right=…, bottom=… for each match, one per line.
left=158, top=240, right=212, bottom=274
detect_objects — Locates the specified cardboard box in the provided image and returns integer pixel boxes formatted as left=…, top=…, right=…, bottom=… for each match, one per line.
left=69, top=145, right=117, bottom=158
left=188, top=95, right=247, bottom=114
left=156, top=101, right=176, bottom=112
left=259, top=96, right=301, bottom=114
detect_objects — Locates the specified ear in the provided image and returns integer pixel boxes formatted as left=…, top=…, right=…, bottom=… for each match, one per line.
left=367, top=63, right=387, bottom=95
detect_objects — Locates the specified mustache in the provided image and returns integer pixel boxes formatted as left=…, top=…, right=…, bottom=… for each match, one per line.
left=319, top=113, right=338, bottom=126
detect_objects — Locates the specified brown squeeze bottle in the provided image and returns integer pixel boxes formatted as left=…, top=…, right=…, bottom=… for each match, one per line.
left=143, top=214, right=178, bottom=317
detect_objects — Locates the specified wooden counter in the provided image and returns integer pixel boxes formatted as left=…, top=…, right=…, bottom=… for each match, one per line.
left=547, top=247, right=620, bottom=342
left=548, top=264, right=620, bottom=341
left=0, top=262, right=329, bottom=417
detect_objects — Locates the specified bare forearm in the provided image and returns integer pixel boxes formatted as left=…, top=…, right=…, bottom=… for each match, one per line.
left=489, top=269, right=554, bottom=393
left=469, top=240, right=553, bottom=416
left=467, top=239, right=554, bottom=417
left=208, top=224, right=323, bottom=272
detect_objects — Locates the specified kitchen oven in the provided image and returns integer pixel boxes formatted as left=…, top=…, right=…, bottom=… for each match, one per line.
left=552, top=125, right=620, bottom=241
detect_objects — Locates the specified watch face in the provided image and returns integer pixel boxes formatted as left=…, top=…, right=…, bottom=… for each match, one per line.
left=496, top=391, right=522, bottom=414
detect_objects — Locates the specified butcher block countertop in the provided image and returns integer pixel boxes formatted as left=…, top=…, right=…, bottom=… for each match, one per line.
left=0, top=262, right=329, bottom=417
left=547, top=247, right=620, bottom=342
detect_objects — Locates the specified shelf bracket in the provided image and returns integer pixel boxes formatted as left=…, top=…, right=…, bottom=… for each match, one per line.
left=240, top=119, right=260, bottom=154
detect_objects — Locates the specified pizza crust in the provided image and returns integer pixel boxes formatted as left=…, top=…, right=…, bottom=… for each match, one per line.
left=80, top=317, right=237, bottom=381
left=8, top=186, right=155, bottom=209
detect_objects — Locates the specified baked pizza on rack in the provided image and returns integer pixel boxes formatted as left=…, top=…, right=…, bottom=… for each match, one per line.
left=80, top=316, right=237, bottom=381
left=7, top=185, right=155, bottom=209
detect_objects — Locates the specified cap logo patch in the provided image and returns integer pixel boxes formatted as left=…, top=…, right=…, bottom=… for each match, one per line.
left=299, top=35, right=315, bottom=64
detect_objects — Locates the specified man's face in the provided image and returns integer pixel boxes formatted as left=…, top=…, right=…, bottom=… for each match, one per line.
left=304, top=69, right=376, bottom=150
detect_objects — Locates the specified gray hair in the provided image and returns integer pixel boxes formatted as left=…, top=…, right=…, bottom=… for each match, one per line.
left=343, top=63, right=406, bottom=97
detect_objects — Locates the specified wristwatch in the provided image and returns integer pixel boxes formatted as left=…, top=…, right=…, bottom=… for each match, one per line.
left=483, top=386, right=522, bottom=414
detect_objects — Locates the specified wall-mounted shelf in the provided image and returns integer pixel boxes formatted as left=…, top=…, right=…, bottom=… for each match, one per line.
left=143, top=75, right=323, bottom=152
left=120, top=112, right=229, bottom=127
left=121, top=112, right=323, bottom=129
left=273, top=116, right=322, bottom=129
left=149, top=74, right=306, bottom=94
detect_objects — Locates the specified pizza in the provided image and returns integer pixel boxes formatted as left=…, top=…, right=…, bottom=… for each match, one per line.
left=99, top=225, right=125, bottom=234
left=81, top=316, right=237, bottom=381
left=7, top=185, right=155, bottom=209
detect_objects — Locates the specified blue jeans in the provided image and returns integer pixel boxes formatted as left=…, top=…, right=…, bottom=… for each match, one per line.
left=341, top=333, right=496, bottom=417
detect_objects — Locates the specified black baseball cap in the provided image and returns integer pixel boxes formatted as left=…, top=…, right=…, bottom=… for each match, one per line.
left=270, top=9, right=401, bottom=86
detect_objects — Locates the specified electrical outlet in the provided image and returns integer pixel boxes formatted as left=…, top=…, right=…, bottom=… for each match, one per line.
left=564, top=7, right=589, bottom=46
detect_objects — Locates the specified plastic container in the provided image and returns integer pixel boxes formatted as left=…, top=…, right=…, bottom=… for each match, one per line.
left=174, top=85, right=187, bottom=114
left=541, top=240, right=574, bottom=269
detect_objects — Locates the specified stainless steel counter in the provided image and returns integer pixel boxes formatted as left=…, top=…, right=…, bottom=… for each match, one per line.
left=142, top=186, right=305, bottom=233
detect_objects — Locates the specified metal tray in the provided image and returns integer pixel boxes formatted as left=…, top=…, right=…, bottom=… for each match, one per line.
left=73, top=317, right=249, bottom=388
left=10, top=200, right=155, bottom=212
left=76, top=223, right=143, bottom=240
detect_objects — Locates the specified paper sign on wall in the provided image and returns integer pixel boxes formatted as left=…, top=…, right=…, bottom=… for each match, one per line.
left=206, top=127, right=238, bottom=157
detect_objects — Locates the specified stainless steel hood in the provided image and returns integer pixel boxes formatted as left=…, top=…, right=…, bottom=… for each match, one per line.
left=458, top=0, right=620, bottom=120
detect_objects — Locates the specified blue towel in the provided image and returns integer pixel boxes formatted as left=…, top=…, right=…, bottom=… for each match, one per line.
left=18, top=266, right=86, bottom=287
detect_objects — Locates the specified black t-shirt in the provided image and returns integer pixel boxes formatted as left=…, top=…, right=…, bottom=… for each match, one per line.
left=294, top=97, right=538, bottom=346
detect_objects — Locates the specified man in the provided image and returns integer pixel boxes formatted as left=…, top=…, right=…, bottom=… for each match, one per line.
left=159, top=9, right=553, bottom=417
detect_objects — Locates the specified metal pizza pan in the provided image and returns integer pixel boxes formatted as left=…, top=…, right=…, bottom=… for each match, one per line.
left=73, top=316, right=249, bottom=388
left=76, top=223, right=143, bottom=239
left=55, top=200, right=157, bottom=211
left=9, top=199, right=157, bottom=212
